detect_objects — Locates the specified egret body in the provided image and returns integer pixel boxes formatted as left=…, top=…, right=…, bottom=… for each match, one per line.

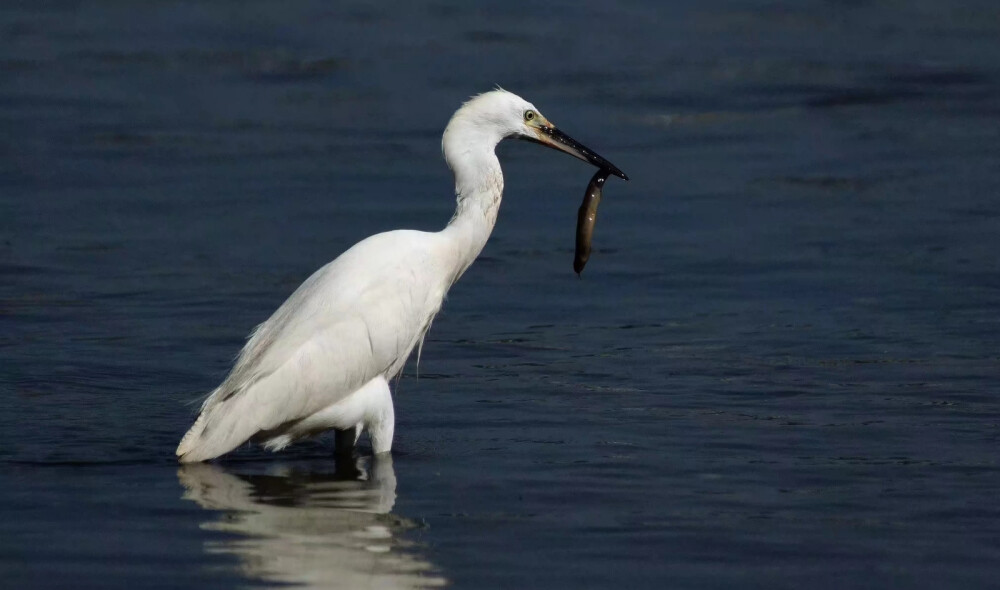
left=177, top=89, right=626, bottom=463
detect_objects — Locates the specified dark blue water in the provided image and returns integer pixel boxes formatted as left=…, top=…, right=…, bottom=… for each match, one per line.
left=2, top=1, right=999, bottom=588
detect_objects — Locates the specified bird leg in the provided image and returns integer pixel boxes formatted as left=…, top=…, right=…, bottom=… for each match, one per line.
left=334, top=424, right=361, bottom=456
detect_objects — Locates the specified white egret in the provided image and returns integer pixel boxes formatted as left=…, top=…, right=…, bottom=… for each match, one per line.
left=177, top=89, right=627, bottom=463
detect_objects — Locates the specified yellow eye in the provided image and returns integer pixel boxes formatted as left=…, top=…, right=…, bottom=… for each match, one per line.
left=524, top=110, right=536, bottom=122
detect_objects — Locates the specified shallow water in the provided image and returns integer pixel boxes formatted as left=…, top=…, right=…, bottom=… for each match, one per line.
left=2, top=1, right=1000, bottom=588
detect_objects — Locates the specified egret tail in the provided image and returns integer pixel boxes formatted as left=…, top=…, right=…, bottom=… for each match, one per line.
left=175, top=389, right=250, bottom=463
left=176, top=380, right=288, bottom=463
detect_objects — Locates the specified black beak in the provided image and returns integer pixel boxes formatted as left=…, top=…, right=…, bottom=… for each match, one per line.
left=522, top=126, right=629, bottom=181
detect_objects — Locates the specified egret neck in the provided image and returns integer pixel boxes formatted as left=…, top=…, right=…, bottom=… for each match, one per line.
left=440, top=120, right=505, bottom=284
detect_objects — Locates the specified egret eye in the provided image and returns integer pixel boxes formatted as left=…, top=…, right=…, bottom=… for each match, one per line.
left=524, top=110, right=536, bottom=122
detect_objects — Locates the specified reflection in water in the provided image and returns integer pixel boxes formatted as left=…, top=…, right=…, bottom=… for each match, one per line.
left=178, top=456, right=446, bottom=589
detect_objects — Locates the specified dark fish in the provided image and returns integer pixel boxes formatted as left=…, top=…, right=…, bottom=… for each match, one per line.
left=574, top=168, right=612, bottom=275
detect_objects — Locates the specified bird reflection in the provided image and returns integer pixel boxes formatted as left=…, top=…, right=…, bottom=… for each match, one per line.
left=178, top=455, right=445, bottom=589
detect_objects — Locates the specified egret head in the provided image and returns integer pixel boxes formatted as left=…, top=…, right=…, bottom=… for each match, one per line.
left=443, top=89, right=628, bottom=181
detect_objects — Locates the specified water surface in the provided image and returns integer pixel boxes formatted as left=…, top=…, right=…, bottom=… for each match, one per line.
left=2, top=1, right=999, bottom=588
